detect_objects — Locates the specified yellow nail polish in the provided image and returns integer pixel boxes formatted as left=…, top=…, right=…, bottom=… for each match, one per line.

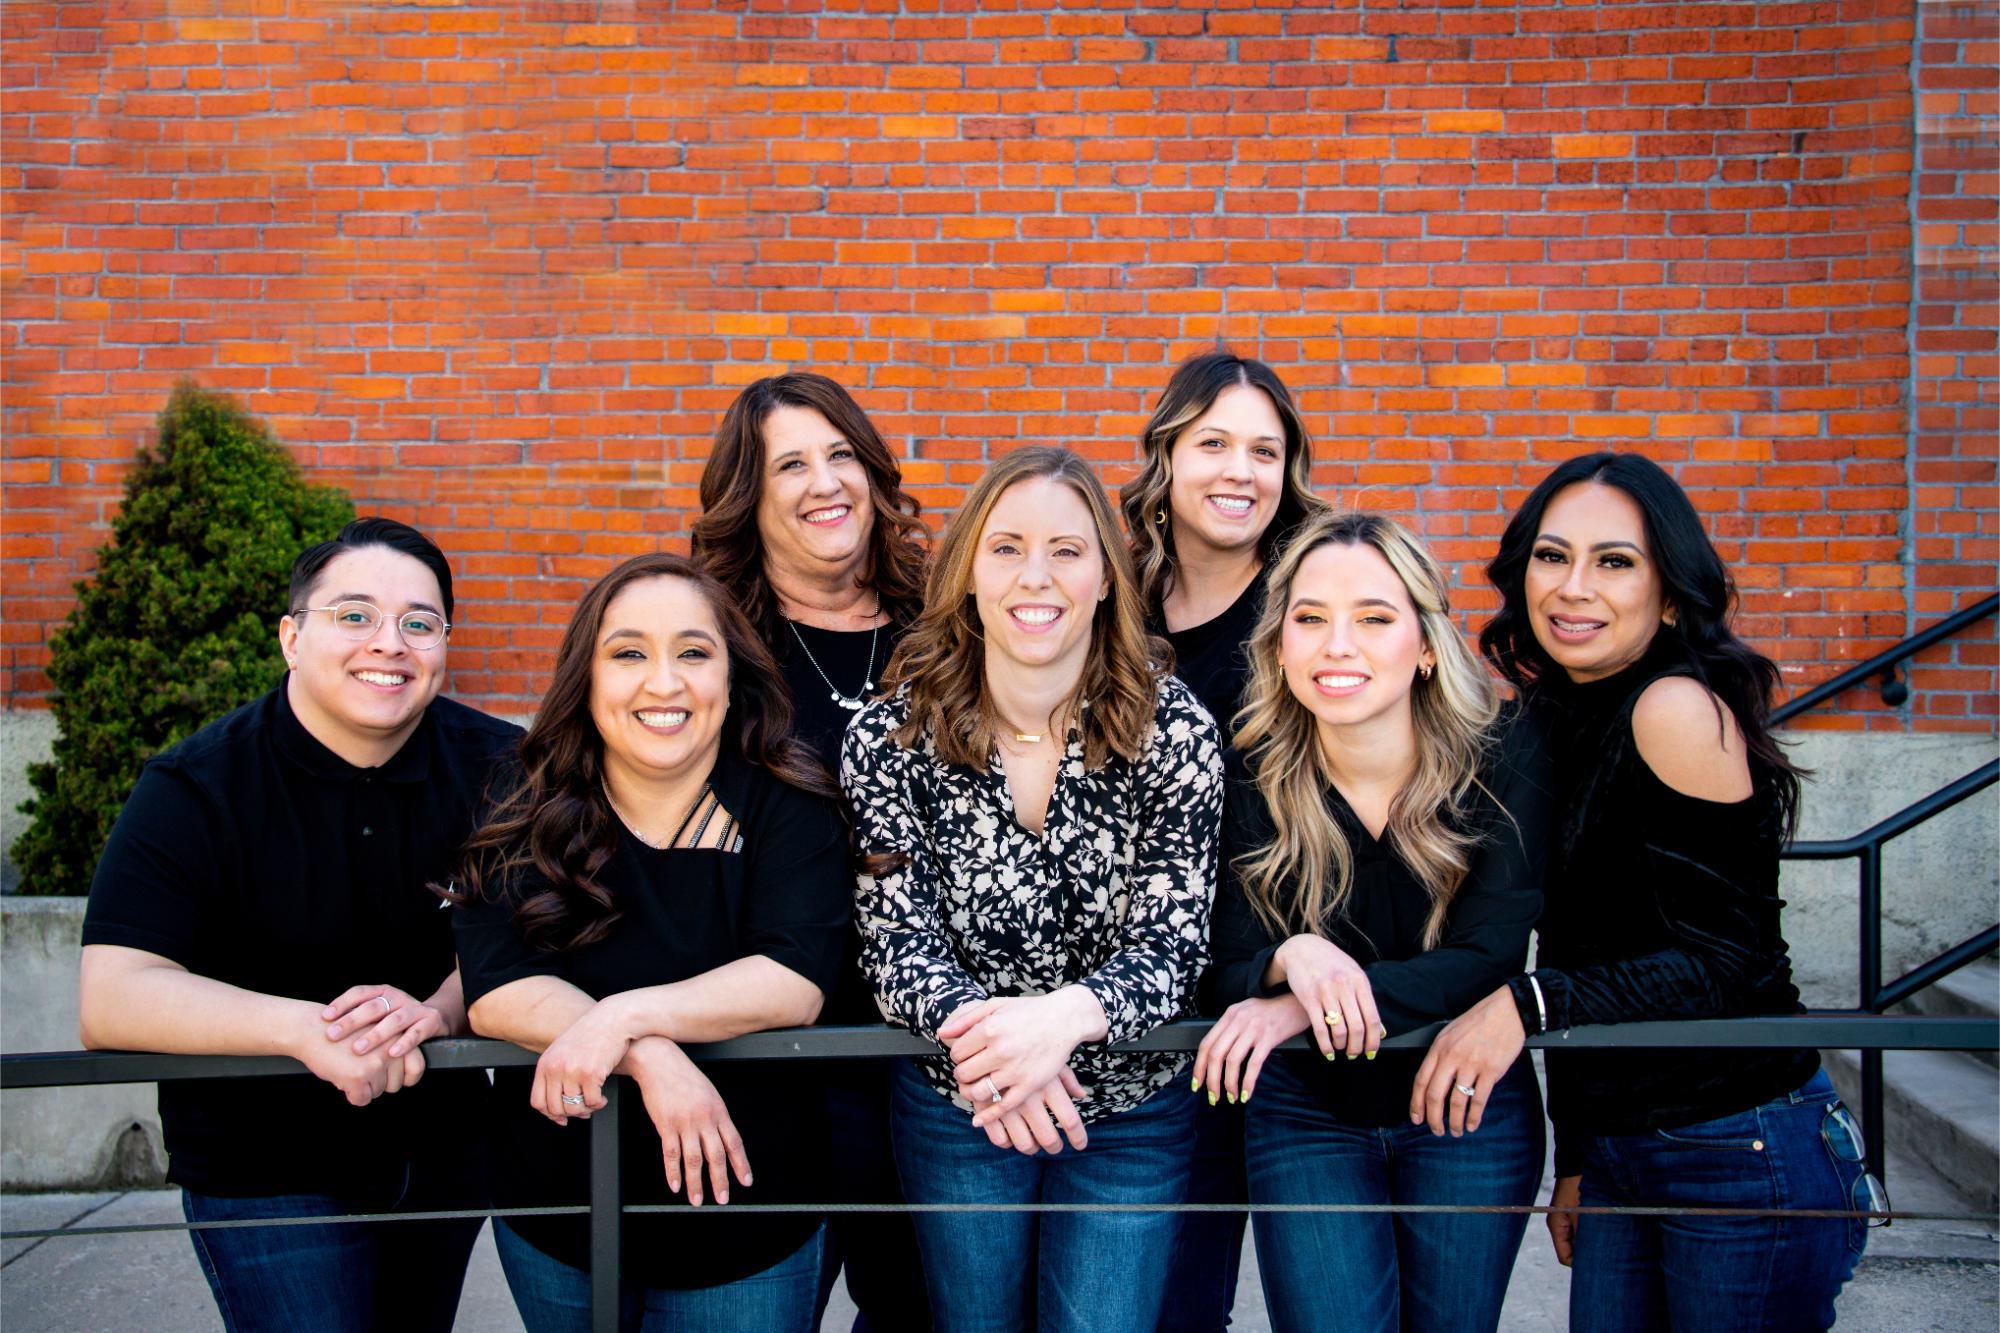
left=1227, top=1091, right=1236, bottom=1104
left=1191, top=1074, right=1201, bottom=1093
left=1208, top=1087, right=1218, bottom=1106
left=1365, top=1051, right=1377, bottom=1061
left=1324, top=1050, right=1336, bottom=1061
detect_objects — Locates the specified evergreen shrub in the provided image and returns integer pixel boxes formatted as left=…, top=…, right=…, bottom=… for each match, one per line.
left=11, top=382, right=354, bottom=895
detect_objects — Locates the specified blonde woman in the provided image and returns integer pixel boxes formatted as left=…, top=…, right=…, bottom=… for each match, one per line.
left=841, top=446, right=1224, bottom=1333
left=1193, top=510, right=1552, bottom=1333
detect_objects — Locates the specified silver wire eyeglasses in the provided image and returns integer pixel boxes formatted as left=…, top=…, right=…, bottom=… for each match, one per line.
left=290, top=600, right=451, bottom=649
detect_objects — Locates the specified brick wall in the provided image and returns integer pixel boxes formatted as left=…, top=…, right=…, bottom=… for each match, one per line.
left=3, top=0, right=1993, bottom=728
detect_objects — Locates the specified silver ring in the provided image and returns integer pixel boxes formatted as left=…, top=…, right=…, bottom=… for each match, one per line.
left=983, top=1077, right=1003, bottom=1105
left=1453, top=1081, right=1477, bottom=1098
left=562, top=1093, right=586, bottom=1107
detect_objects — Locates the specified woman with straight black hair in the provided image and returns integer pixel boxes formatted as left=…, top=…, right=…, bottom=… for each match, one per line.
left=1418, top=452, right=1875, bottom=1332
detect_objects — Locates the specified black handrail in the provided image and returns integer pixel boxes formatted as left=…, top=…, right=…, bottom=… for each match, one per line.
left=1771, top=593, right=1997, bottom=724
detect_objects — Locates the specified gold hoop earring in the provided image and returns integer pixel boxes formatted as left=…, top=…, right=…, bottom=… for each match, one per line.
left=1419, top=663, right=1433, bottom=681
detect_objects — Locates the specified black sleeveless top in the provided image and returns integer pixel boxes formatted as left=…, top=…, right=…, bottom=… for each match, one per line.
left=1514, top=639, right=1816, bottom=1175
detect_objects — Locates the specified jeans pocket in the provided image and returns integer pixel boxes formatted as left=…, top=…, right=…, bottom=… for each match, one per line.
left=1652, top=1106, right=1767, bottom=1151
left=1820, top=1102, right=1888, bottom=1253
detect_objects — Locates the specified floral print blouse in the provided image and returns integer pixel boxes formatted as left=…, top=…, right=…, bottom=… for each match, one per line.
left=840, top=676, right=1225, bottom=1120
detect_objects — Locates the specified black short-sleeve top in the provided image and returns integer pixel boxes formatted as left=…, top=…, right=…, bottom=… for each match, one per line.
left=840, top=677, right=1225, bottom=1121
left=453, top=747, right=852, bottom=1289
left=81, top=685, right=521, bottom=1198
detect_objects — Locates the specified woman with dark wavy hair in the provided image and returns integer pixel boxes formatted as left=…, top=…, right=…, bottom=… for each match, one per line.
left=690, top=372, right=932, bottom=1331
left=842, top=446, right=1224, bottom=1333
left=1419, top=453, right=1874, bottom=1332
left=451, top=553, right=852, bottom=1333
left=1121, top=349, right=1324, bottom=1332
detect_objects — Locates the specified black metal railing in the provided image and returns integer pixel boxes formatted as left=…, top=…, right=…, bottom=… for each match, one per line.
left=4, top=1015, right=1996, bottom=1333
left=1769, top=587, right=1999, bottom=1184
left=1771, top=592, right=1996, bottom=723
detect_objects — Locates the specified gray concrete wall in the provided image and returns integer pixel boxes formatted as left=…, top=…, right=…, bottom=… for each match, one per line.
left=1, top=710, right=58, bottom=894
left=1779, top=729, right=1999, bottom=1008
left=1, top=898, right=164, bottom=1190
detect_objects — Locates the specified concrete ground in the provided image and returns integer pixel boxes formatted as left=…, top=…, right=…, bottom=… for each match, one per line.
left=3, top=1161, right=1992, bottom=1333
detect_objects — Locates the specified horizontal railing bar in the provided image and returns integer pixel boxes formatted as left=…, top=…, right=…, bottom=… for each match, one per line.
left=1770, top=593, right=1997, bottom=724
left=4, top=1204, right=1984, bottom=1247
left=4, top=1014, right=1993, bottom=1090
left=1875, top=926, right=2000, bottom=1012
left=1781, top=759, right=1999, bottom=860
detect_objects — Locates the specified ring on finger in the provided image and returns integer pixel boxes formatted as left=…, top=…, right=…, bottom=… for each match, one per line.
left=561, top=1092, right=587, bottom=1107
left=1324, top=1011, right=1345, bottom=1028
left=983, top=1076, right=1003, bottom=1105
left=1453, top=1081, right=1477, bottom=1098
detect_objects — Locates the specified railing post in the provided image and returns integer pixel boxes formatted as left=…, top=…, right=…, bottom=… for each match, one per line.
left=591, top=1077, right=622, bottom=1333
left=1858, top=843, right=1886, bottom=1183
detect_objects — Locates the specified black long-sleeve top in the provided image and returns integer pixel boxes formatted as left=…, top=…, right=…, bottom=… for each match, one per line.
left=1504, top=641, right=1816, bottom=1176
left=1211, top=706, right=1553, bottom=1127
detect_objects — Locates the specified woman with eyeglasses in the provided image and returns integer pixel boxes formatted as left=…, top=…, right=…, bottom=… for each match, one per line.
left=1420, top=453, right=1872, bottom=1331
left=81, top=518, right=520, bottom=1333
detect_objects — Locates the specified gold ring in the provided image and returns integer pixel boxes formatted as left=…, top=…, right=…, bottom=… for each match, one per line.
left=1324, top=1011, right=1345, bottom=1028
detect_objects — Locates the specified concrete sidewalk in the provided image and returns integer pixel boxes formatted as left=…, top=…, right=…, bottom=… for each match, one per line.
left=3, top=1173, right=1992, bottom=1332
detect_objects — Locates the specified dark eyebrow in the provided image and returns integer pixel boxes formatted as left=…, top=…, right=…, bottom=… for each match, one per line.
left=986, top=531, right=1091, bottom=545
left=1198, top=430, right=1285, bottom=445
left=601, top=627, right=719, bottom=646
left=1533, top=534, right=1644, bottom=556
left=1288, top=596, right=1400, bottom=612
left=769, top=437, right=850, bottom=467
left=334, top=594, right=444, bottom=616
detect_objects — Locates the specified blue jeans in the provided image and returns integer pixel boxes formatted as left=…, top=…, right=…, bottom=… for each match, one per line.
left=814, top=1061, right=933, bottom=1333
left=1569, top=1069, right=1870, bottom=1333
left=183, top=1175, right=481, bottom=1333
left=494, top=1216, right=823, bottom=1333
left=1157, top=1093, right=1247, bottom=1331
left=1243, top=1057, right=1545, bottom=1333
left=891, top=1059, right=1197, bottom=1333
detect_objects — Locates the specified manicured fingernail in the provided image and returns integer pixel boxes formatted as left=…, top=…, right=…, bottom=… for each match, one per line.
left=1242, top=1090, right=1252, bottom=1104
left=1365, top=1051, right=1376, bottom=1061
left=1226, top=1091, right=1236, bottom=1104
left=1208, top=1088, right=1218, bottom=1106
left=1324, top=1050, right=1336, bottom=1061
left=1190, top=1075, right=1201, bottom=1093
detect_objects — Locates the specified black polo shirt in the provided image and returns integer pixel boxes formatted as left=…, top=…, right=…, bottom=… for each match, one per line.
left=82, top=684, right=521, bottom=1198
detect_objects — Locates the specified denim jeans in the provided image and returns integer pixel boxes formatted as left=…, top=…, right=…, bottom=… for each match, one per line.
left=1569, top=1069, right=1871, bottom=1333
left=494, top=1216, right=823, bottom=1333
left=1157, top=1094, right=1248, bottom=1332
left=815, top=1060, right=934, bottom=1333
left=182, top=1168, right=481, bottom=1333
left=1242, top=1057, right=1545, bottom=1333
left=891, top=1059, right=1197, bottom=1333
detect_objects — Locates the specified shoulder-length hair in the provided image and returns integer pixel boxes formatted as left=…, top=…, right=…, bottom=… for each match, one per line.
left=447, top=553, right=834, bottom=951
left=1120, top=349, right=1324, bottom=610
left=882, top=446, right=1168, bottom=770
left=1478, top=451, right=1800, bottom=833
left=690, top=372, right=929, bottom=642
left=1234, top=510, right=1501, bottom=948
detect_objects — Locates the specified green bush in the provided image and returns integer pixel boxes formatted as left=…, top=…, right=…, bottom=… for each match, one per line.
left=11, top=382, right=354, bottom=895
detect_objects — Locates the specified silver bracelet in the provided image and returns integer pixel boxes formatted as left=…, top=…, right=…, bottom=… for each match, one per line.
left=1527, top=974, right=1548, bottom=1034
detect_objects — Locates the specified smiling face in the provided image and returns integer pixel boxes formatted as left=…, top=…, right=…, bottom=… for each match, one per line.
left=754, top=403, right=877, bottom=586
left=1167, top=381, right=1288, bottom=564
left=279, top=545, right=448, bottom=763
left=1524, top=481, right=1671, bottom=683
left=1279, top=541, right=1435, bottom=736
left=589, top=575, right=730, bottom=794
left=970, top=475, right=1109, bottom=689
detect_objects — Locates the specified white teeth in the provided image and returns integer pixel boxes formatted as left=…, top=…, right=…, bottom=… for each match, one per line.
left=637, top=710, right=689, bottom=727
left=1315, top=673, right=1367, bottom=689
left=802, top=506, right=850, bottom=525
left=355, top=671, right=409, bottom=687
left=1552, top=618, right=1604, bottom=631
left=1011, top=607, right=1061, bottom=626
left=1209, top=496, right=1253, bottom=515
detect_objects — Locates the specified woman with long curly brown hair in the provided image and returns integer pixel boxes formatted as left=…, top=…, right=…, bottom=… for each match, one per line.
left=842, top=446, right=1224, bottom=1333
left=689, top=372, right=933, bottom=1332
left=450, top=553, right=852, bottom=1333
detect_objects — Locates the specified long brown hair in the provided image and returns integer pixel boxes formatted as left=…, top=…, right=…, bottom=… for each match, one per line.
left=446, top=554, right=834, bottom=951
left=690, top=373, right=929, bottom=641
left=1234, top=511, right=1501, bottom=949
left=882, top=446, right=1168, bottom=770
left=1120, top=349, right=1324, bottom=611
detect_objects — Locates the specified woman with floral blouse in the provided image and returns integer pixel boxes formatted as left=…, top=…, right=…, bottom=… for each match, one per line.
left=840, top=445, right=1225, bottom=1333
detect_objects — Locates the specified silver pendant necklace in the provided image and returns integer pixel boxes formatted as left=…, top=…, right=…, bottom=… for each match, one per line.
left=787, top=618, right=879, bottom=712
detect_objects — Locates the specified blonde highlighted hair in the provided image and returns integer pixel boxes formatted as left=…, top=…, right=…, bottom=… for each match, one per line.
left=882, top=446, right=1167, bottom=769
left=1234, top=510, right=1500, bottom=948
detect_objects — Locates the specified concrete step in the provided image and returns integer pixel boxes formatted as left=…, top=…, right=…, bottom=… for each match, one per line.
left=1826, top=1046, right=1999, bottom=1215
left=1895, top=955, right=1999, bottom=1070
